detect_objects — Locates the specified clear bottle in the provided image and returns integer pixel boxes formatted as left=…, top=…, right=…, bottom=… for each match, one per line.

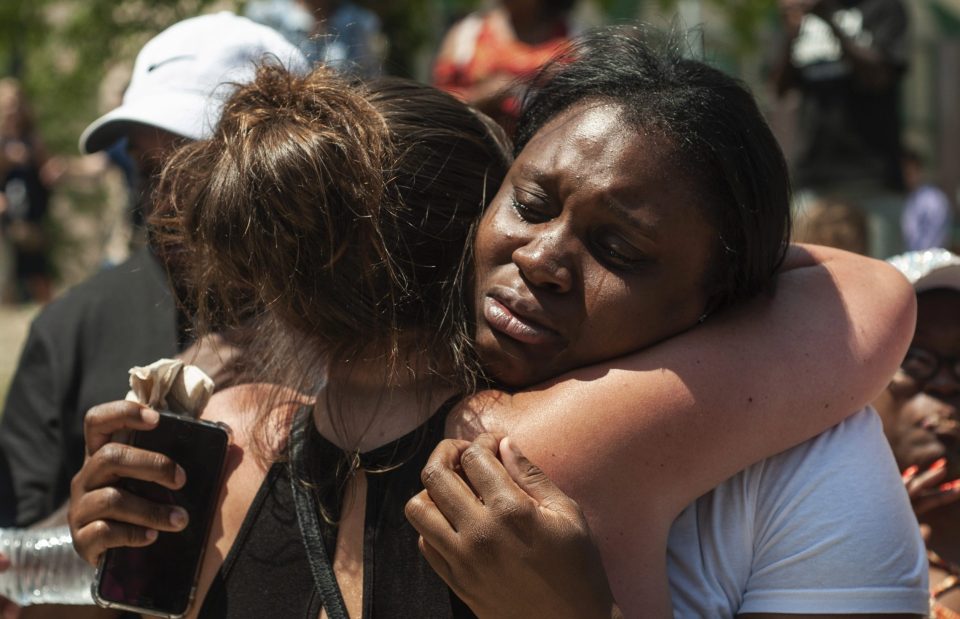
left=0, top=526, right=95, bottom=606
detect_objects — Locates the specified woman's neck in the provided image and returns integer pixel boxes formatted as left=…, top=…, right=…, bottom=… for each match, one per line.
left=312, top=353, right=458, bottom=453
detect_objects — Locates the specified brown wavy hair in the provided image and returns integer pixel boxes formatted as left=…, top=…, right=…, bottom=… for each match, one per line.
left=152, top=62, right=510, bottom=458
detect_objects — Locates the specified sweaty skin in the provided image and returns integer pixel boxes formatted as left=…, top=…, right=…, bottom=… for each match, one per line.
left=434, top=103, right=917, bottom=617
left=472, top=104, right=715, bottom=388
left=450, top=244, right=915, bottom=616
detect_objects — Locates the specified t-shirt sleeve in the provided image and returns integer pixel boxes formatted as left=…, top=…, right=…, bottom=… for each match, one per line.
left=0, top=319, right=65, bottom=526
left=738, top=408, right=929, bottom=615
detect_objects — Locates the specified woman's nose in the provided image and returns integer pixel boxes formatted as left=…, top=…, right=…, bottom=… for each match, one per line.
left=512, top=230, right=574, bottom=293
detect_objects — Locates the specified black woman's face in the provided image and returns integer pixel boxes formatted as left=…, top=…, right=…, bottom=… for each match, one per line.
left=472, top=100, right=716, bottom=388
left=874, top=289, right=960, bottom=479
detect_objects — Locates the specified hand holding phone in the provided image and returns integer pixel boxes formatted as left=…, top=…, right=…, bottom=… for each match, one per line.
left=69, top=401, right=230, bottom=618
left=70, top=401, right=188, bottom=564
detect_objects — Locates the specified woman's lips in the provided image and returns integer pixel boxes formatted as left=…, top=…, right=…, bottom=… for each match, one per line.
left=482, top=296, right=560, bottom=346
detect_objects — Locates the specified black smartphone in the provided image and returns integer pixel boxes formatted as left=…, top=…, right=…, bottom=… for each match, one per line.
left=92, top=412, right=230, bottom=619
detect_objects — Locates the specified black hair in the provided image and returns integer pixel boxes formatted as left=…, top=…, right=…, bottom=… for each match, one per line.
left=516, top=25, right=792, bottom=313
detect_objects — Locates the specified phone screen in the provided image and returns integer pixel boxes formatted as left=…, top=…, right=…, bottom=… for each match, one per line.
left=95, top=412, right=229, bottom=618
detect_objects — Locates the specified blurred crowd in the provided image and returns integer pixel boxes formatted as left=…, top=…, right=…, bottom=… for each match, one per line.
left=2, top=0, right=958, bottom=307
left=0, top=0, right=959, bottom=618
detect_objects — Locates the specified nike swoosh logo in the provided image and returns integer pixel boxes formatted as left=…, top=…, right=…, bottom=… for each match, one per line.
left=147, top=55, right=196, bottom=72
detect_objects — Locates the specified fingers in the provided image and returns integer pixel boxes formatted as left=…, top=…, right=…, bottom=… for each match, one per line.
left=0, top=553, right=8, bottom=571
left=458, top=434, right=532, bottom=513
left=912, top=480, right=960, bottom=516
left=70, top=430, right=187, bottom=568
left=80, top=443, right=186, bottom=491
left=84, top=401, right=159, bottom=456
left=903, top=458, right=947, bottom=497
left=405, top=490, right=460, bottom=570
left=69, top=464, right=189, bottom=566
left=902, top=458, right=960, bottom=517
left=420, top=439, right=482, bottom=530
left=71, top=486, right=188, bottom=536
left=500, top=437, right=576, bottom=514
left=71, top=519, right=159, bottom=566
left=417, top=536, right=455, bottom=588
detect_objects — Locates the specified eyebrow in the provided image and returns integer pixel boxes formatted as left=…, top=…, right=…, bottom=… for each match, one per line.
left=514, top=161, right=550, bottom=184
left=601, top=198, right=661, bottom=241
left=515, top=161, right=662, bottom=241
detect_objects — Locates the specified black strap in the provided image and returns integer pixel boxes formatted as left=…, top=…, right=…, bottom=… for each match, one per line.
left=289, top=409, right=350, bottom=619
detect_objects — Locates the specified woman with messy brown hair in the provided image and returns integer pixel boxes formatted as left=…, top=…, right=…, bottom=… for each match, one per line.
left=68, top=53, right=913, bottom=618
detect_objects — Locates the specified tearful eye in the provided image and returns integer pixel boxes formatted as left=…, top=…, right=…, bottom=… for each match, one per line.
left=593, top=234, right=650, bottom=271
left=511, top=194, right=550, bottom=224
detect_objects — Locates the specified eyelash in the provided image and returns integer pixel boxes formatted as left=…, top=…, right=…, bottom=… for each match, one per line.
left=594, top=241, right=647, bottom=271
left=510, top=196, right=550, bottom=223
left=511, top=197, right=649, bottom=271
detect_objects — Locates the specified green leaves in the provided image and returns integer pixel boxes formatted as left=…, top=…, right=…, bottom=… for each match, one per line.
left=1, top=0, right=233, bottom=153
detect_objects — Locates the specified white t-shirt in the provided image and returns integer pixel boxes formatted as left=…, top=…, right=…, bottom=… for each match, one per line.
left=666, top=407, right=929, bottom=617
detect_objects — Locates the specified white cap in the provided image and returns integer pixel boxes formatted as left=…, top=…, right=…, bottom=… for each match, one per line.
left=79, top=12, right=308, bottom=154
left=887, top=249, right=960, bottom=294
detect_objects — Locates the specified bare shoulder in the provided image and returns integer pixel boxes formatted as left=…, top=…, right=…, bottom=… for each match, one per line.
left=187, top=383, right=309, bottom=618
left=199, top=384, right=263, bottom=443
left=445, top=389, right=513, bottom=440
left=199, top=383, right=307, bottom=452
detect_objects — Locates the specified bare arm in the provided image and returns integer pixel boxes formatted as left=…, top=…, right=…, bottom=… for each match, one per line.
left=453, top=245, right=914, bottom=513
left=448, top=245, right=915, bottom=613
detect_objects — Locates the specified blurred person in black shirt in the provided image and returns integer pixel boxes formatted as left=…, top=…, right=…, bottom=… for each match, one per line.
left=0, top=12, right=306, bottom=529
left=771, top=0, right=909, bottom=258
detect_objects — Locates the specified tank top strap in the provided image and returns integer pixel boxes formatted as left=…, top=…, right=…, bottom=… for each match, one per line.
left=289, top=407, right=350, bottom=619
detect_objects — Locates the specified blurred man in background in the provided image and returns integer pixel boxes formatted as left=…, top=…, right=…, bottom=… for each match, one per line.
left=881, top=249, right=960, bottom=617
left=901, top=148, right=954, bottom=252
left=0, top=11, right=306, bottom=529
left=245, top=0, right=383, bottom=77
left=772, top=0, right=909, bottom=258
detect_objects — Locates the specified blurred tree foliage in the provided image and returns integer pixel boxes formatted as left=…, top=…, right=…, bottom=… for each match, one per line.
left=652, top=0, right=777, bottom=53
left=0, top=0, right=777, bottom=155
left=364, top=0, right=436, bottom=77
left=0, top=0, right=238, bottom=154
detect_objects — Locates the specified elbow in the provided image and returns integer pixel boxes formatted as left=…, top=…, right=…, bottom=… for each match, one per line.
left=886, top=266, right=918, bottom=365
left=861, top=263, right=916, bottom=395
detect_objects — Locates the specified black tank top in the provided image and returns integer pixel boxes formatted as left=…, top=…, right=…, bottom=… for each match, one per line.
left=198, top=403, right=475, bottom=618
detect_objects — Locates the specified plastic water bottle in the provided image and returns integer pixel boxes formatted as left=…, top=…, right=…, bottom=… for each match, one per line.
left=0, top=526, right=95, bottom=606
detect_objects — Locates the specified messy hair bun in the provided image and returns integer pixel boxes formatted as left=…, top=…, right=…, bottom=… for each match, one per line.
left=154, top=62, right=510, bottom=396
left=162, top=63, right=396, bottom=345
